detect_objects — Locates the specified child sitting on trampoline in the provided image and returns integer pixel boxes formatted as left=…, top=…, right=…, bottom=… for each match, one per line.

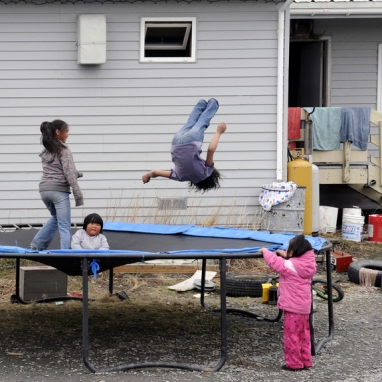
left=71, top=213, right=109, bottom=250
left=259, top=235, right=316, bottom=371
left=142, top=98, right=227, bottom=192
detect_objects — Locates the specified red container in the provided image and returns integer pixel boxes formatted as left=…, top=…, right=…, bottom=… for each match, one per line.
left=330, top=251, right=353, bottom=273
left=368, top=214, right=382, bottom=242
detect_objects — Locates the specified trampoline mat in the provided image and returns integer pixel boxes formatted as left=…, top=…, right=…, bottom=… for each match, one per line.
left=0, top=228, right=272, bottom=276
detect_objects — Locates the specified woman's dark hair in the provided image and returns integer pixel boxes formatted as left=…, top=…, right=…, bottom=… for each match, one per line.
left=83, top=213, right=104, bottom=233
left=287, top=234, right=312, bottom=258
left=40, top=119, right=68, bottom=155
left=188, top=168, right=222, bottom=193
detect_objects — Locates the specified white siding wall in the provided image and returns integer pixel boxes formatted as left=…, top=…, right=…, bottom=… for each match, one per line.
left=0, top=2, right=280, bottom=227
left=313, top=18, right=381, bottom=108
left=313, top=18, right=382, bottom=157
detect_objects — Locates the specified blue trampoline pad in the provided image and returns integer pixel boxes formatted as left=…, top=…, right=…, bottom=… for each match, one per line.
left=0, top=222, right=328, bottom=276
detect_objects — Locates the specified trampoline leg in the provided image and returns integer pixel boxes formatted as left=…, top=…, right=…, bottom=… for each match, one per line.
left=314, top=248, right=334, bottom=354
left=10, top=258, right=25, bottom=304
left=310, top=295, right=315, bottom=356
left=80, top=255, right=227, bottom=373
left=82, top=258, right=96, bottom=373
left=109, top=267, right=114, bottom=295
left=200, top=259, right=207, bottom=307
left=218, top=258, right=228, bottom=369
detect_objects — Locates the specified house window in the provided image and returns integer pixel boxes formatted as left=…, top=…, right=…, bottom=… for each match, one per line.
left=140, top=17, right=196, bottom=62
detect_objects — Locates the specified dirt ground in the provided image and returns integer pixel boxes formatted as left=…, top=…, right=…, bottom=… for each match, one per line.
left=0, top=233, right=381, bottom=382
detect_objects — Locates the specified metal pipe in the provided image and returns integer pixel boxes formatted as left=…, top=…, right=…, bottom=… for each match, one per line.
left=276, top=0, right=294, bottom=180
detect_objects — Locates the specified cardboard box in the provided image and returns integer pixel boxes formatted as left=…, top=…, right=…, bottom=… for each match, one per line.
left=330, top=251, right=353, bottom=273
left=20, top=266, right=67, bottom=302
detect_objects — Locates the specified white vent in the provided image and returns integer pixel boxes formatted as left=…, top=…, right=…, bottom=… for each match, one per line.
left=77, top=14, right=106, bottom=64
left=158, top=198, right=188, bottom=210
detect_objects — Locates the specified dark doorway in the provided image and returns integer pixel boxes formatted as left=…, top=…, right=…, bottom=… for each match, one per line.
left=289, top=40, right=327, bottom=107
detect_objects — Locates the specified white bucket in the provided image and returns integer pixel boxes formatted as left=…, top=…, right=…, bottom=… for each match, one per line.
left=342, top=214, right=365, bottom=242
left=343, top=206, right=362, bottom=217
left=319, top=206, right=338, bottom=233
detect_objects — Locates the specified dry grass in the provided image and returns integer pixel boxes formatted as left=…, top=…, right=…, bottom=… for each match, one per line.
left=103, top=192, right=266, bottom=229
left=321, top=231, right=382, bottom=261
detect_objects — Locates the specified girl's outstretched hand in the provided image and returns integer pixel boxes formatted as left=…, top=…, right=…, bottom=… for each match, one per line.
left=217, top=122, right=227, bottom=134
left=142, top=172, right=152, bottom=184
left=142, top=170, right=171, bottom=183
left=276, top=249, right=287, bottom=258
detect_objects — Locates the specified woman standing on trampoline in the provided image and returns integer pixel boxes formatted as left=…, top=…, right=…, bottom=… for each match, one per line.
left=30, top=120, right=83, bottom=251
left=142, top=98, right=227, bottom=192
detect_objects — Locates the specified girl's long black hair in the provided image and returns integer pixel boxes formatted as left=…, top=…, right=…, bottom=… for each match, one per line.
left=83, top=213, right=104, bottom=233
left=287, top=234, right=312, bottom=257
left=40, top=119, right=68, bottom=155
left=188, top=168, right=222, bottom=193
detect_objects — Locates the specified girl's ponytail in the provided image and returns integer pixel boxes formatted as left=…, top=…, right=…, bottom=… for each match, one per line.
left=40, top=119, right=68, bottom=155
left=40, top=121, right=52, bottom=135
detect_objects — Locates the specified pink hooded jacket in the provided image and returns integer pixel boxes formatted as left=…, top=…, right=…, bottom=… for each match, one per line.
left=262, top=248, right=316, bottom=314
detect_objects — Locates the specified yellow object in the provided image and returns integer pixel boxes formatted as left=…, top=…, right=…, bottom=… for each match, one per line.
left=287, top=155, right=312, bottom=235
left=262, top=283, right=279, bottom=304
left=262, top=283, right=272, bottom=303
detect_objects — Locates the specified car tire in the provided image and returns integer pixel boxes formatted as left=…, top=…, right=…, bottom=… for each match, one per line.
left=348, top=260, right=382, bottom=287
left=226, top=273, right=275, bottom=297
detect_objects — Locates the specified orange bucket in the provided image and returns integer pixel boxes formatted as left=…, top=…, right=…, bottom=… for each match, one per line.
left=368, top=214, right=382, bottom=242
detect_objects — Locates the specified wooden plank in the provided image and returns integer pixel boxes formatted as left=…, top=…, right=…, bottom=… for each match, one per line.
left=370, top=109, right=382, bottom=126
left=313, top=150, right=367, bottom=163
left=113, top=263, right=219, bottom=274
left=318, top=167, right=368, bottom=184
left=370, top=135, right=379, bottom=147
left=370, top=155, right=380, bottom=167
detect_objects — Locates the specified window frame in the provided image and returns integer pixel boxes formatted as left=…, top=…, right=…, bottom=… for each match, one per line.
left=140, top=17, right=197, bottom=63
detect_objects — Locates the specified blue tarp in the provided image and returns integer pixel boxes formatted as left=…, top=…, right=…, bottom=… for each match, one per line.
left=0, top=222, right=328, bottom=255
left=102, top=222, right=327, bottom=251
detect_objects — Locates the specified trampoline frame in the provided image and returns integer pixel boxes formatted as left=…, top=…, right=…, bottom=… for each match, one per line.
left=0, top=242, right=334, bottom=374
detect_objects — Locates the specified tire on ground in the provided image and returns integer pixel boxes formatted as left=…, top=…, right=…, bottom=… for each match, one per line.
left=226, top=273, right=275, bottom=297
left=348, top=260, right=382, bottom=287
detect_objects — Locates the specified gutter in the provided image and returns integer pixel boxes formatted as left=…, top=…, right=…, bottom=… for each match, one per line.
left=276, top=0, right=294, bottom=180
left=292, top=8, right=382, bottom=17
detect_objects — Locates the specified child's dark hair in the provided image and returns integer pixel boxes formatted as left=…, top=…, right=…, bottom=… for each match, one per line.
left=188, top=168, right=222, bottom=193
left=287, top=234, right=312, bottom=257
left=83, top=213, right=104, bottom=233
left=40, top=119, right=68, bottom=155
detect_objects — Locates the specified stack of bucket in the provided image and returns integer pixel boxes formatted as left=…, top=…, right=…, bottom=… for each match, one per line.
left=342, top=207, right=364, bottom=242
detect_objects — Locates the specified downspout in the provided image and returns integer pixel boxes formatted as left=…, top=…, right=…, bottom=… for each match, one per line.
left=276, top=0, right=294, bottom=181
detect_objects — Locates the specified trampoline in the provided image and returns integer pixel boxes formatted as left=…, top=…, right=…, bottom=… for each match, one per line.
left=0, top=222, right=333, bottom=374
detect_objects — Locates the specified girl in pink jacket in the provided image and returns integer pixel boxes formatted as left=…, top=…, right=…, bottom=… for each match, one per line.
left=259, top=234, right=316, bottom=371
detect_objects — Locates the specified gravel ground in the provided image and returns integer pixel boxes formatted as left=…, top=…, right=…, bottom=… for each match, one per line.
left=0, top=268, right=381, bottom=382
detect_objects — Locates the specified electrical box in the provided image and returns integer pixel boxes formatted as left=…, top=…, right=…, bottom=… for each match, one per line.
left=20, top=266, right=67, bottom=302
left=77, top=14, right=106, bottom=64
left=331, top=251, right=353, bottom=273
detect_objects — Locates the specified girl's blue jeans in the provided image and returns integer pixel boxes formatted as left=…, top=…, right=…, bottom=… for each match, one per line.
left=172, top=98, right=219, bottom=145
left=31, top=191, right=71, bottom=250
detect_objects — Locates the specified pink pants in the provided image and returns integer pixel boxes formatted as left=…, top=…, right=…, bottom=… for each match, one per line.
left=283, top=311, right=313, bottom=369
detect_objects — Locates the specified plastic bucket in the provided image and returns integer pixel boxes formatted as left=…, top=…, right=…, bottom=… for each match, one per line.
left=342, top=214, right=365, bottom=242
left=368, top=214, right=382, bottom=242
left=343, top=207, right=362, bottom=217
left=319, top=206, right=338, bottom=233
